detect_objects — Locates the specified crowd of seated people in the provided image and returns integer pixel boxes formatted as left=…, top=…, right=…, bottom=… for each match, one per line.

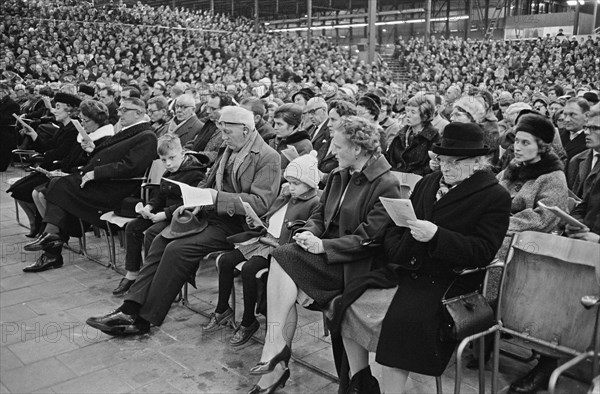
left=1, top=1, right=600, bottom=393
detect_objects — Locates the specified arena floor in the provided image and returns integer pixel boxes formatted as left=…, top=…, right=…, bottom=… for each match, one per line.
left=0, top=164, right=591, bottom=393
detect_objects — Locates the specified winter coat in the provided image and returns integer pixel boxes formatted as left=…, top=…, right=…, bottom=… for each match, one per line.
left=386, top=123, right=440, bottom=176
left=45, top=122, right=158, bottom=227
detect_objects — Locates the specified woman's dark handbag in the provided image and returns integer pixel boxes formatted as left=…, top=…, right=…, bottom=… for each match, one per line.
left=440, top=279, right=495, bottom=343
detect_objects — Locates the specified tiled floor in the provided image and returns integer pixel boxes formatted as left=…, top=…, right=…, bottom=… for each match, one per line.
left=0, top=165, right=592, bottom=393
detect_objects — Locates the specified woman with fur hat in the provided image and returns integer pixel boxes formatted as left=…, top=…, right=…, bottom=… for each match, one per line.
left=496, top=111, right=569, bottom=394
left=203, top=151, right=321, bottom=348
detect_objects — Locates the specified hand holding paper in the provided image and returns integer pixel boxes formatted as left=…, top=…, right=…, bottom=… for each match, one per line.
left=164, top=178, right=214, bottom=208
left=380, top=197, right=417, bottom=227
left=239, top=197, right=266, bottom=228
left=72, top=119, right=93, bottom=144
left=537, top=201, right=585, bottom=228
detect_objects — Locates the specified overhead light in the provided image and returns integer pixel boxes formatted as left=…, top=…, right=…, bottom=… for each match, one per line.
left=269, top=15, right=469, bottom=32
left=579, top=0, right=585, bottom=4
left=566, top=0, right=577, bottom=5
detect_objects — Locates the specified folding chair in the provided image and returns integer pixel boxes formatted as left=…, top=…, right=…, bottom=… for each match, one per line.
left=99, top=159, right=166, bottom=272
left=459, top=231, right=600, bottom=394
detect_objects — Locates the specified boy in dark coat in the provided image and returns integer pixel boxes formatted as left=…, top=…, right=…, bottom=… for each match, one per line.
left=112, top=134, right=206, bottom=296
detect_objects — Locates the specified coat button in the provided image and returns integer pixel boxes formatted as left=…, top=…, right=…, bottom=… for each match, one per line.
left=410, top=273, right=418, bottom=279
left=409, top=257, right=416, bottom=265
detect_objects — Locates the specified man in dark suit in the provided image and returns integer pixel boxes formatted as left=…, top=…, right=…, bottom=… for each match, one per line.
left=304, top=97, right=330, bottom=153
left=166, top=94, right=202, bottom=146
left=560, top=97, right=590, bottom=167
left=98, top=87, right=119, bottom=125
left=0, top=84, right=20, bottom=171
left=567, top=104, right=600, bottom=199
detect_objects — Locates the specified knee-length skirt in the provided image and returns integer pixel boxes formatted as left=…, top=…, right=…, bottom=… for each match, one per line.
left=271, top=243, right=344, bottom=307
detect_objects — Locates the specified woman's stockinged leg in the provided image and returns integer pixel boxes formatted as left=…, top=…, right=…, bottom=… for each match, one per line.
left=342, top=336, right=369, bottom=377
left=253, top=258, right=298, bottom=389
left=381, top=365, right=409, bottom=394
left=261, top=257, right=298, bottom=360
left=31, top=189, right=47, bottom=217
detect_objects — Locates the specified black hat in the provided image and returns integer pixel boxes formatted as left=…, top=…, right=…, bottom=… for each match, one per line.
left=515, top=113, right=555, bottom=144
left=114, top=197, right=143, bottom=218
left=432, top=122, right=489, bottom=157
left=78, top=84, right=95, bottom=97
left=54, top=92, right=82, bottom=107
left=583, top=91, right=599, bottom=104
left=160, top=210, right=208, bottom=239
left=291, top=87, right=315, bottom=102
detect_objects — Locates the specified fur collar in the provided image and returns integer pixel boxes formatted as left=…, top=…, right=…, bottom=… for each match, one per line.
left=503, top=152, right=564, bottom=182
left=282, top=130, right=311, bottom=144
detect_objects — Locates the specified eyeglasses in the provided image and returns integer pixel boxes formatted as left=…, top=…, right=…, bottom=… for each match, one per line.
left=175, top=104, right=194, bottom=110
left=80, top=117, right=92, bottom=123
left=584, top=125, right=600, bottom=133
left=118, top=107, right=138, bottom=113
left=305, top=107, right=325, bottom=116
left=433, top=155, right=472, bottom=165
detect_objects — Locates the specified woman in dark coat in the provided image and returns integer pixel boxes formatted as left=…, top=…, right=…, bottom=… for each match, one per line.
left=269, top=103, right=313, bottom=172
left=337, top=122, right=511, bottom=393
left=247, top=116, right=402, bottom=394
left=22, top=98, right=157, bottom=273
left=386, top=92, right=440, bottom=176
left=7, top=92, right=82, bottom=236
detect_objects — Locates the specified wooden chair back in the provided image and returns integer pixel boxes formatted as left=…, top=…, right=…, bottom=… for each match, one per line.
left=499, top=231, right=600, bottom=357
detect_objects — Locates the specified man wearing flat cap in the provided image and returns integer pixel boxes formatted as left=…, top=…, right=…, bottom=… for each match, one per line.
left=87, top=106, right=281, bottom=336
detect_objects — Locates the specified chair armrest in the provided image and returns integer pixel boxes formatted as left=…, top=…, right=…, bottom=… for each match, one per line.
left=453, top=258, right=505, bottom=276
left=12, top=149, right=38, bottom=155
left=360, top=239, right=382, bottom=248
left=255, top=268, right=269, bottom=279
left=581, top=295, right=600, bottom=309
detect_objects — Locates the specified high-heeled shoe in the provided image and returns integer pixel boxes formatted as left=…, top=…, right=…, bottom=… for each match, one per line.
left=249, top=345, right=291, bottom=375
left=247, top=368, right=290, bottom=394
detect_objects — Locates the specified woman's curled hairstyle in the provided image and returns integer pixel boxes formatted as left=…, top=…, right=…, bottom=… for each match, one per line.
left=329, top=100, right=357, bottom=117
left=337, top=115, right=381, bottom=155
left=79, top=100, right=110, bottom=126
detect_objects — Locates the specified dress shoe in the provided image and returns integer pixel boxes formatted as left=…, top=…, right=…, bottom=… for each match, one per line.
left=23, top=232, right=64, bottom=252
left=230, top=320, right=260, bottom=347
left=202, top=308, right=234, bottom=332
left=86, top=310, right=150, bottom=336
left=247, top=368, right=290, bottom=394
left=112, top=278, right=135, bottom=296
left=508, top=363, right=554, bottom=393
left=249, top=345, right=292, bottom=375
left=23, top=253, right=63, bottom=273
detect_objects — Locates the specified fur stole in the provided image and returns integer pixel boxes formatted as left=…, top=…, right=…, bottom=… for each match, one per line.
left=503, top=152, right=563, bottom=182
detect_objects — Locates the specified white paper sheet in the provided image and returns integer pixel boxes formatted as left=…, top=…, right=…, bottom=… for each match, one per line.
left=71, top=119, right=92, bottom=143
left=239, top=197, right=266, bottom=228
left=163, top=178, right=214, bottom=207
left=379, top=197, right=417, bottom=227
left=281, top=145, right=299, bottom=162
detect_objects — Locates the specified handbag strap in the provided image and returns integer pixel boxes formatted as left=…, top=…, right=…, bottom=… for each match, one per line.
left=441, top=275, right=461, bottom=302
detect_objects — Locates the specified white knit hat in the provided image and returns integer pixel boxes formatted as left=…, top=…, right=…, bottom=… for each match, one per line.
left=284, top=151, right=320, bottom=189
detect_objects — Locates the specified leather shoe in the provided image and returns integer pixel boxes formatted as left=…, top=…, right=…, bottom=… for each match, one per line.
left=23, top=253, right=63, bottom=272
left=202, top=308, right=234, bottom=332
left=230, top=320, right=259, bottom=347
left=86, top=310, right=150, bottom=336
left=112, top=278, right=135, bottom=296
left=23, top=232, right=64, bottom=252
left=508, top=364, right=553, bottom=393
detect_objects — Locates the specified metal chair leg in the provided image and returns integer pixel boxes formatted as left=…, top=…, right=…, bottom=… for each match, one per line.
left=435, top=376, right=443, bottom=394
left=14, top=200, right=28, bottom=228
left=322, top=312, right=329, bottom=337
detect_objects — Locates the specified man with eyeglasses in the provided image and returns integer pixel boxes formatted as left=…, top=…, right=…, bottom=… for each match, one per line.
left=147, top=96, right=172, bottom=138
left=86, top=106, right=281, bottom=337
left=185, top=92, right=232, bottom=164
left=567, top=103, right=600, bottom=199
left=303, top=97, right=329, bottom=152
left=166, top=94, right=202, bottom=146
left=98, top=87, right=119, bottom=125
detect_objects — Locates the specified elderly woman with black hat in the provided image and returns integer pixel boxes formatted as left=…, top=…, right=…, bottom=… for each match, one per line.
left=7, top=92, right=82, bottom=236
left=333, top=122, right=511, bottom=394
